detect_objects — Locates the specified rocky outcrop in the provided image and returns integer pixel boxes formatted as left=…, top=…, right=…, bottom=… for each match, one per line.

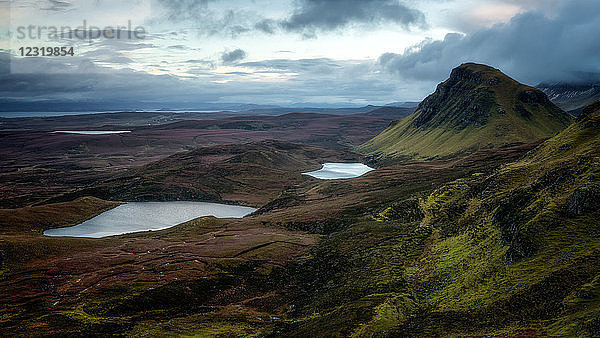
left=566, top=184, right=600, bottom=216
left=412, top=64, right=500, bottom=129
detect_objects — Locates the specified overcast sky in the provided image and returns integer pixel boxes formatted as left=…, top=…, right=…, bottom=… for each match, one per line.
left=1, top=0, right=599, bottom=108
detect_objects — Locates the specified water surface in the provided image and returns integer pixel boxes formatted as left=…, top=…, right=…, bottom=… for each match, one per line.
left=44, top=202, right=256, bottom=238
left=303, top=163, right=375, bottom=179
left=0, top=111, right=222, bottom=118
left=52, top=130, right=131, bottom=135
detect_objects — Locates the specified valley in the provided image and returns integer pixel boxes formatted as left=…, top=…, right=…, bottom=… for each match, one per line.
left=1, top=64, right=599, bottom=337
left=0, top=111, right=407, bottom=208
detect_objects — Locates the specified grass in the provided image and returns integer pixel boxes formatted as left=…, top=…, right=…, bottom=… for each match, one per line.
left=1, top=103, right=598, bottom=336
left=274, top=104, right=600, bottom=336
left=361, top=63, right=572, bottom=162
left=0, top=197, right=121, bottom=233
left=0, top=141, right=540, bottom=336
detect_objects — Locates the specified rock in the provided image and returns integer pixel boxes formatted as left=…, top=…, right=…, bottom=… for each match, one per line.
left=518, top=90, right=551, bottom=105
left=378, top=198, right=424, bottom=223
left=492, top=189, right=538, bottom=262
left=566, top=184, right=600, bottom=216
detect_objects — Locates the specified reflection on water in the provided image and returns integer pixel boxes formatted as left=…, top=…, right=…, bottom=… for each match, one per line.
left=44, top=202, right=256, bottom=238
left=303, top=163, right=375, bottom=179
left=52, top=131, right=131, bottom=135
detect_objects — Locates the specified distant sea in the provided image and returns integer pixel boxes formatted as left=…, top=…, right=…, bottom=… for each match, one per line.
left=0, top=111, right=120, bottom=118
left=0, top=111, right=221, bottom=118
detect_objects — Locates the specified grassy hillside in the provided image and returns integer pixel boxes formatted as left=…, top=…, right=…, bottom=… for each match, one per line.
left=46, top=140, right=363, bottom=207
left=0, top=112, right=396, bottom=209
left=1, top=100, right=596, bottom=336
left=0, top=197, right=120, bottom=233
left=279, top=101, right=600, bottom=336
left=0, top=141, right=537, bottom=336
left=361, top=63, right=573, bottom=162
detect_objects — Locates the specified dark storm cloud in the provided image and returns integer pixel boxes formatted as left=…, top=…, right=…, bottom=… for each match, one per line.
left=154, top=0, right=424, bottom=38
left=0, top=52, right=398, bottom=106
left=0, top=53, right=178, bottom=99
left=221, top=49, right=246, bottom=64
left=281, top=0, right=426, bottom=34
left=151, top=1, right=254, bottom=38
left=379, top=0, right=600, bottom=85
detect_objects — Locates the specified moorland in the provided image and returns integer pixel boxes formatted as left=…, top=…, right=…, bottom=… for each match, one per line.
left=1, top=63, right=599, bottom=336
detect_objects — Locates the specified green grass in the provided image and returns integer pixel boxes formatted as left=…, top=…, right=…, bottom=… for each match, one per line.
left=1, top=103, right=598, bottom=337
left=278, top=104, right=600, bottom=336
left=361, top=63, right=572, bottom=162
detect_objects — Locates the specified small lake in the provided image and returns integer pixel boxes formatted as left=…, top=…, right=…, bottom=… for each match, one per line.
left=303, top=163, right=375, bottom=179
left=44, top=202, right=256, bottom=238
left=52, top=131, right=132, bottom=135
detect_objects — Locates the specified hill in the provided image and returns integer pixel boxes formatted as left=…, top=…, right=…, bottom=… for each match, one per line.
left=278, top=101, right=600, bottom=336
left=2, top=102, right=596, bottom=335
left=361, top=63, right=573, bottom=161
left=48, top=140, right=362, bottom=207
left=362, top=105, right=415, bottom=117
left=0, top=112, right=397, bottom=208
left=538, top=81, right=600, bottom=114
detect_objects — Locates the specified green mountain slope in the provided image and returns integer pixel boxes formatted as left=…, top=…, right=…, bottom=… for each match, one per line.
left=396, top=101, right=600, bottom=335
left=361, top=63, right=573, bottom=161
left=281, top=101, right=600, bottom=336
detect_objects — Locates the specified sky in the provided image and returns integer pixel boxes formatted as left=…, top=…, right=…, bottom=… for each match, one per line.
left=1, top=0, right=599, bottom=110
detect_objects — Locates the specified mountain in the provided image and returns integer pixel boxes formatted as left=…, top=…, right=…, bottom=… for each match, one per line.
left=537, top=82, right=600, bottom=114
left=277, top=101, right=600, bottom=336
left=240, top=105, right=392, bottom=116
left=361, top=63, right=573, bottom=161
left=384, top=101, right=421, bottom=108
left=0, top=99, right=282, bottom=113
left=383, top=100, right=600, bottom=335
left=363, top=105, right=415, bottom=117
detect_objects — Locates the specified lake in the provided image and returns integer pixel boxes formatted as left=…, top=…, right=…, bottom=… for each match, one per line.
left=52, top=131, right=132, bottom=135
left=43, top=202, right=256, bottom=238
left=303, top=163, right=375, bottom=179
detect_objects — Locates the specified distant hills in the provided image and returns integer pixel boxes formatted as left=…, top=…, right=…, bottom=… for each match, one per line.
left=383, top=101, right=421, bottom=108
left=0, top=99, right=416, bottom=117
left=361, top=63, right=573, bottom=162
left=537, top=82, right=600, bottom=114
left=46, top=140, right=362, bottom=207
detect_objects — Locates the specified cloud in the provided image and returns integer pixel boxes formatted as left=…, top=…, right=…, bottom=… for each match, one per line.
left=281, top=0, right=426, bottom=35
left=430, top=0, right=565, bottom=32
left=185, top=59, right=216, bottom=70
left=156, top=0, right=210, bottom=21
left=0, top=51, right=218, bottom=103
left=0, top=51, right=402, bottom=107
left=41, top=0, right=72, bottom=11
left=379, top=0, right=600, bottom=85
left=7, top=0, right=73, bottom=12
left=151, top=1, right=256, bottom=38
left=221, top=48, right=246, bottom=64
left=154, top=0, right=426, bottom=38
left=254, top=19, right=277, bottom=34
